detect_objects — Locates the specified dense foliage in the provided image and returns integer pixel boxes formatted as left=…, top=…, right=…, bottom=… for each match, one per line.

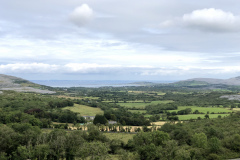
left=2, top=82, right=240, bottom=159
left=0, top=91, right=84, bottom=125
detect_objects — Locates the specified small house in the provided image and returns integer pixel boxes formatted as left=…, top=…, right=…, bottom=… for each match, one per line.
left=108, top=121, right=117, bottom=125
left=83, top=116, right=95, bottom=121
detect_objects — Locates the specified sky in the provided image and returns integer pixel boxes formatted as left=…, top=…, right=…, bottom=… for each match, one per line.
left=1, top=0, right=240, bottom=81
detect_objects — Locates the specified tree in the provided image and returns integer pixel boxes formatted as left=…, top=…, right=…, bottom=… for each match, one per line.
left=205, top=114, right=209, bottom=119
left=77, top=141, right=109, bottom=160
left=13, top=145, right=32, bottom=160
left=93, top=115, right=108, bottom=125
left=224, top=134, right=240, bottom=152
left=137, top=143, right=162, bottom=160
left=87, top=125, right=109, bottom=142
left=208, top=137, right=221, bottom=153
left=132, top=131, right=170, bottom=147
left=0, top=125, right=20, bottom=156
left=0, top=152, right=8, bottom=160
left=33, top=144, right=50, bottom=160
left=48, top=129, right=67, bottom=160
left=191, top=132, right=207, bottom=149
left=109, top=139, right=124, bottom=154
left=65, top=131, right=85, bottom=160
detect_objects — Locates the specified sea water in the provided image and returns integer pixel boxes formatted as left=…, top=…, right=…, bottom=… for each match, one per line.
left=30, top=80, right=175, bottom=88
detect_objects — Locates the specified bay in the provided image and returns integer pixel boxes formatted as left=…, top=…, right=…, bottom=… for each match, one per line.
left=30, top=80, right=175, bottom=88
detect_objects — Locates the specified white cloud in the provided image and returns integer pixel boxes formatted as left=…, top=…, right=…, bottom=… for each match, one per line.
left=0, top=63, right=59, bottom=73
left=64, top=63, right=121, bottom=73
left=69, top=4, right=94, bottom=27
left=183, top=8, right=240, bottom=32
left=159, top=20, right=176, bottom=28
left=1, top=63, right=240, bottom=79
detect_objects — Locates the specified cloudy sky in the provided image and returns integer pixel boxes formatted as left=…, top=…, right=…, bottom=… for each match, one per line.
left=1, top=0, right=240, bottom=81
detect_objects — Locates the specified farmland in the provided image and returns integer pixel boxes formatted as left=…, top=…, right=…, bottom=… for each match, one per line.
left=169, top=106, right=232, bottom=114
left=3, top=76, right=240, bottom=160
left=103, top=132, right=135, bottom=144
left=177, top=113, right=230, bottom=120
left=118, top=100, right=174, bottom=109
left=63, top=104, right=104, bottom=116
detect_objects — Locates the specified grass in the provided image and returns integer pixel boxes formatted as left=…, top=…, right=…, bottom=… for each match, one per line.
left=118, top=103, right=148, bottom=109
left=152, top=121, right=167, bottom=126
left=41, top=128, right=54, bottom=133
left=156, top=92, right=166, bottom=95
left=128, top=110, right=147, bottom=114
left=128, top=91, right=145, bottom=94
left=150, top=100, right=174, bottom=104
left=63, top=104, right=104, bottom=116
left=144, top=114, right=152, bottom=118
left=177, top=114, right=230, bottom=120
left=232, top=108, right=240, bottom=111
left=103, top=132, right=134, bottom=144
left=170, top=106, right=232, bottom=114
left=57, top=95, right=100, bottom=100
left=118, top=100, right=174, bottom=109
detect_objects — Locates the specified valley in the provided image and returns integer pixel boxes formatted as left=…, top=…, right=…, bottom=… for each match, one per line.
left=2, top=74, right=240, bottom=159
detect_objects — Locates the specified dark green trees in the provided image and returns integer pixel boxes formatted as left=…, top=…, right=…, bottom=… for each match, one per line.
left=93, top=114, right=108, bottom=125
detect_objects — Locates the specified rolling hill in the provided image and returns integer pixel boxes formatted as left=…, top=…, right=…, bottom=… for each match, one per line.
left=0, top=74, right=55, bottom=94
left=181, top=76, right=240, bottom=86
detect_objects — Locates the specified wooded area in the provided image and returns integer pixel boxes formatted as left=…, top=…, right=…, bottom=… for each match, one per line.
left=1, top=82, right=240, bottom=159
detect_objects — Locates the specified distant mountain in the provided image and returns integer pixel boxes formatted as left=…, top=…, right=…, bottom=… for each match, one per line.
left=177, top=76, right=240, bottom=86
left=0, top=74, right=55, bottom=94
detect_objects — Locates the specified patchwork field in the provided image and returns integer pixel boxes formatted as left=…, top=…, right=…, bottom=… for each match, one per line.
left=170, top=106, right=232, bottom=114
left=63, top=104, right=104, bottom=116
left=128, top=91, right=166, bottom=96
left=128, top=110, right=147, bottom=114
left=57, top=95, right=100, bottom=100
left=177, top=114, right=230, bottom=120
left=118, top=100, right=174, bottom=109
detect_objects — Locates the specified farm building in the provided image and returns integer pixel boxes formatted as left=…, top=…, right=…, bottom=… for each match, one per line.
left=108, top=121, right=117, bottom=124
left=83, top=116, right=95, bottom=121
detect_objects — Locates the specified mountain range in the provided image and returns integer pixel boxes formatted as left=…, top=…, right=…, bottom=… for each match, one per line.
left=1, top=74, right=240, bottom=93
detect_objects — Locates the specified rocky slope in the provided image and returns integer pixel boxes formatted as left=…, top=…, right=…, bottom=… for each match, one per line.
left=0, top=74, right=55, bottom=94
left=182, top=76, right=240, bottom=86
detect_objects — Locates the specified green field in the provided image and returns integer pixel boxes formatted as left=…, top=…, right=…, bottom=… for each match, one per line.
left=103, top=132, right=134, bottom=144
left=144, top=114, right=152, bottom=118
left=84, top=96, right=100, bottom=100
left=118, top=100, right=174, bottom=109
left=155, top=92, right=166, bottom=95
left=63, top=104, right=104, bottom=116
left=178, top=114, right=230, bottom=120
left=102, top=100, right=149, bottom=103
left=170, top=106, right=232, bottom=114
left=128, top=110, right=147, bottom=114
left=150, top=100, right=174, bottom=105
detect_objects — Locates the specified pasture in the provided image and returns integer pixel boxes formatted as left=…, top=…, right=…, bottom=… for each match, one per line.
left=62, top=104, right=104, bottom=116
left=57, top=95, right=100, bottom=100
left=103, top=133, right=134, bottom=144
left=118, top=100, right=174, bottom=109
left=128, top=110, right=147, bottom=114
left=177, top=114, right=230, bottom=120
left=170, top=106, right=232, bottom=114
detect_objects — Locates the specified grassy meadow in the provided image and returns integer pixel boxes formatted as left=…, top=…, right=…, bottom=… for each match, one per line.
left=177, top=114, right=230, bottom=120
left=103, top=133, right=134, bottom=144
left=128, top=110, right=147, bottom=114
left=63, top=104, right=104, bottom=116
left=170, top=106, right=232, bottom=114
left=118, top=100, right=174, bottom=109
